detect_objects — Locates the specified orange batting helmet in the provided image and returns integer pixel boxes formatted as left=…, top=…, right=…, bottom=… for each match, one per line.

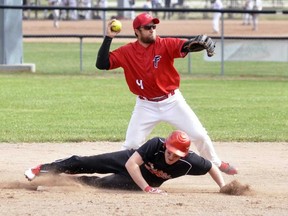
left=165, top=130, right=191, bottom=157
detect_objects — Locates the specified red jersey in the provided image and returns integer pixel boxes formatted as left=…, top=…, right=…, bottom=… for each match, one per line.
left=108, top=36, right=187, bottom=98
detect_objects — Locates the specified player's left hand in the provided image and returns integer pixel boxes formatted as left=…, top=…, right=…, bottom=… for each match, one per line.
left=184, top=35, right=216, bottom=57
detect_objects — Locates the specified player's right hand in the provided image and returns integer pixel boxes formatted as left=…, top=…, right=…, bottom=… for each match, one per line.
left=144, top=186, right=167, bottom=195
left=106, top=19, right=120, bottom=38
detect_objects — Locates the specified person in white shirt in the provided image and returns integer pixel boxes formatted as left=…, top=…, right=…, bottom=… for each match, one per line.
left=242, top=0, right=253, bottom=25
left=251, top=0, right=262, bottom=31
left=143, top=0, right=152, bottom=9
left=81, top=0, right=92, bottom=20
left=47, top=0, right=61, bottom=28
left=211, top=0, right=223, bottom=34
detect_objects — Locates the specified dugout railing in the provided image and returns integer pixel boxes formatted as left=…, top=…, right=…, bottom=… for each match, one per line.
left=1, top=4, right=288, bottom=75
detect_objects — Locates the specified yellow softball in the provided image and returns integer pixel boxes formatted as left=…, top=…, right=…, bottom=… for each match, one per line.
left=111, top=20, right=122, bottom=32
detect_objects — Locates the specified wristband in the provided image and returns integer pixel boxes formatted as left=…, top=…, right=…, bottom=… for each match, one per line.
left=144, top=186, right=152, bottom=192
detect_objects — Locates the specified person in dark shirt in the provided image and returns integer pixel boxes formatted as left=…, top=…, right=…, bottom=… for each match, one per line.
left=24, top=130, right=225, bottom=194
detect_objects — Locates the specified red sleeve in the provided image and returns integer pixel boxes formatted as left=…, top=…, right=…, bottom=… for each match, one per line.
left=108, top=43, right=135, bottom=70
left=161, top=37, right=188, bottom=59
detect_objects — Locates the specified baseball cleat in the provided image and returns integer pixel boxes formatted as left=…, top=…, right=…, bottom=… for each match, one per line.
left=24, top=165, right=42, bottom=181
left=219, top=161, right=238, bottom=175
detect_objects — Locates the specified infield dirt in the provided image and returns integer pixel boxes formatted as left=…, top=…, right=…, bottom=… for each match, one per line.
left=22, top=18, right=288, bottom=43
left=1, top=141, right=288, bottom=215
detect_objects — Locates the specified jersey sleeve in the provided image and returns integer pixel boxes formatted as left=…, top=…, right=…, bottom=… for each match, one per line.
left=163, top=37, right=188, bottom=59
left=108, top=47, right=123, bottom=69
left=136, top=137, right=164, bottom=162
left=186, top=153, right=212, bottom=175
left=96, top=36, right=112, bottom=70
left=108, top=43, right=133, bottom=70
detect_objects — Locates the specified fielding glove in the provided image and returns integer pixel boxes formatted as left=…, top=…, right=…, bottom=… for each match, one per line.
left=183, top=34, right=216, bottom=57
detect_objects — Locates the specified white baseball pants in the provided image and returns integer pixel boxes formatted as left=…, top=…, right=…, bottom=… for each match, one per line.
left=122, top=89, right=222, bottom=166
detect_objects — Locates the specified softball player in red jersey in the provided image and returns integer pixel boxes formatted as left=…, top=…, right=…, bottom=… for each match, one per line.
left=25, top=131, right=226, bottom=194
left=96, top=13, right=237, bottom=175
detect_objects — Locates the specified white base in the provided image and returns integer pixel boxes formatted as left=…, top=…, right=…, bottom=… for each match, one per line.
left=0, top=64, right=36, bottom=73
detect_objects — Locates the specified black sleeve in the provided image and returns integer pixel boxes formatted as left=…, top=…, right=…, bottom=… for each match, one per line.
left=181, top=40, right=190, bottom=53
left=95, top=36, right=113, bottom=70
left=137, top=137, right=165, bottom=162
left=186, top=153, right=212, bottom=175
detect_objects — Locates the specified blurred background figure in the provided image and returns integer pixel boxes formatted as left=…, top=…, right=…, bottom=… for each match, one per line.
left=22, top=0, right=30, bottom=19
left=171, top=0, right=184, bottom=18
left=143, top=0, right=152, bottom=9
left=47, top=0, right=61, bottom=28
left=151, top=0, right=163, bottom=17
left=242, top=0, right=253, bottom=25
left=128, top=0, right=136, bottom=20
left=79, top=0, right=92, bottom=20
left=98, top=0, right=108, bottom=19
left=251, top=0, right=262, bottom=31
left=61, top=0, right=78, bottom=20
left=211, top=0, right=223, bottom=34
left=68, top=0, right=78, bottom=20
left=162, top=0, right=171, bottom=20
left=172, top=0, right=184, bottom=9
left=92, top=0, right=101, bottom=19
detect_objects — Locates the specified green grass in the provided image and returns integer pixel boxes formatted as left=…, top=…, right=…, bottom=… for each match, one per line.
left=1, top=42, right=287, bottom=143
left=23, top=42, right=288, bottom=77
left=181, top=78, right=288, bottom=142
left=0, top=73, right=287, bottom=142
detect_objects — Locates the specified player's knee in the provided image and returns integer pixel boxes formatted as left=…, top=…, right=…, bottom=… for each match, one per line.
left=67, top=155, right=83, bottom=163
left=189, top=129, right=209, bottom=143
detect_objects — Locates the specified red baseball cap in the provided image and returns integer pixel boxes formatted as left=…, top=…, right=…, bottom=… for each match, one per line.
left=133, top=13, right=160, bottom=29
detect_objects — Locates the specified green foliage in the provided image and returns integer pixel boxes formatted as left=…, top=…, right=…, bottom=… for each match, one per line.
left=0, top=74, right=287, bottom=142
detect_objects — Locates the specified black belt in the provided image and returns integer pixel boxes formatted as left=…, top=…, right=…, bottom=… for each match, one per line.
left=139, top=90, right=175, bottom=102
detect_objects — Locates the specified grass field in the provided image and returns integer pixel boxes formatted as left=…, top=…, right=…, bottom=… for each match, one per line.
left=0, top=72, right=287, bottom=143
left=1, top=40, right=287, bottom=143
left=23, top=42, right=288, bottom=77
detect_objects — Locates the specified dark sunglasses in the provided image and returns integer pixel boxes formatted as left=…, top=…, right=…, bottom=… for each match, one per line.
left=141, top=25, right=157, bottom=30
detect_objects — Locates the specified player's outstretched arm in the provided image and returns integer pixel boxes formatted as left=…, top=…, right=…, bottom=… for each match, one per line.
left=125, top=152, right=167, bottom=195
left=125, top=152, right=151, bottom=190
left=208, top=163, right=226, bottom=190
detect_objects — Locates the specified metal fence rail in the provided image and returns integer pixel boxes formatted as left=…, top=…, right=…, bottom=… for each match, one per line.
left=22, top=34, right=288, bottom=74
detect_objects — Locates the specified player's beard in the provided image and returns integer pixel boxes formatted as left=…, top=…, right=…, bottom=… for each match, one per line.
left=140, top=34, right=156, bottom=44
